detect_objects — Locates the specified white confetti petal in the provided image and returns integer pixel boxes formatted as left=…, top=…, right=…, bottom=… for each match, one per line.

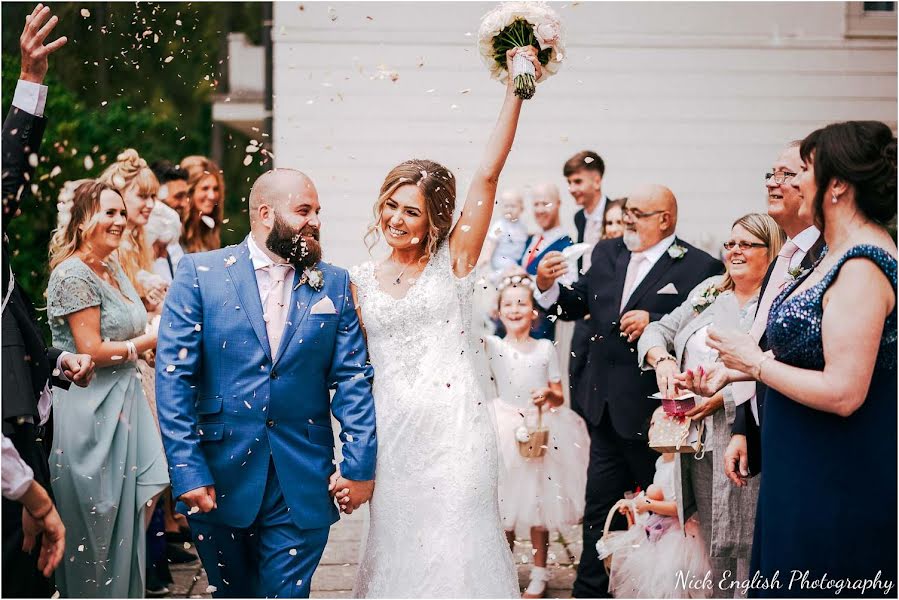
left=80, top=8, right=91, bottom=17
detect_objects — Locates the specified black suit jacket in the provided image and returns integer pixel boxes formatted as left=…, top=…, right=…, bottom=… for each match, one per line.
left=550, top=237, right=724, bottom=439
left=1, top=105, right=67, bottom=435
left=732, top=234, right=825, bottom=473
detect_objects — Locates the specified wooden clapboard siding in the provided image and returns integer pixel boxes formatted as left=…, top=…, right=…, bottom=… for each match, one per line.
left=273, top=1, right=896, bottom=265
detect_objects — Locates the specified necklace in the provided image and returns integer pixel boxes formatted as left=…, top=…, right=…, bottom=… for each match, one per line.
left=392, top=262, right=412, bottom=286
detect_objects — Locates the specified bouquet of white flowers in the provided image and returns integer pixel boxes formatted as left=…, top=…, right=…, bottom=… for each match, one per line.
left=478, top=1, right=565, bottom=99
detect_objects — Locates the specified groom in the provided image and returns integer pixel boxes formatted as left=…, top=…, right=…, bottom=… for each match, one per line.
left=156, top=169, right=377, bottom=598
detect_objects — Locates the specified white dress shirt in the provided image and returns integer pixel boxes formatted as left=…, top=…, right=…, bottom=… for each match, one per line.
left=247, top=234, right=295, bottom=311
left=788, top=225, right=821, bottom=271
left=12, top=79, right=48, bottom=117
left=2, top=435, right=34, bottom=501
left=581, top=197, right=609, bottom=273
left=535, top=233, right=677, bottom=310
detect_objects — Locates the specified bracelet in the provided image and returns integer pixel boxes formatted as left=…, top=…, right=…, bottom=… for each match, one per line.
left=125, top=340, right=138, bottom=363
left=26, top=503, right=53, bottom=520
left=654, top=355, right=677, bottom=369
left=755, top=355, right=774, bottom=382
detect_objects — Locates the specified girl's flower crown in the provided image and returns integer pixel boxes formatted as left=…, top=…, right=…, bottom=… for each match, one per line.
left=497, top=273, right=536, bottom=294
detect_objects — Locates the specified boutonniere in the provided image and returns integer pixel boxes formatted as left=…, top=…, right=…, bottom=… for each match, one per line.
left=295, top=267, right=324, bottom=291
left=224, top=255, right=237, bottom=267
left=786, top=265, right=809, bottom=281
left=690, top=283, right=721, bottom=314
left=667, top=243, right=688, bottom=259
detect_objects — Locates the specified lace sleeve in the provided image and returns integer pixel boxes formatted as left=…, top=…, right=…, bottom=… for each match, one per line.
left=349, top=262, right=372, bottom=306
left=47, top=265, right=101, bottom=319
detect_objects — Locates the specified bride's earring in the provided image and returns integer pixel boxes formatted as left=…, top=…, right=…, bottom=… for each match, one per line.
left=832, top=193, right=839, bottom=204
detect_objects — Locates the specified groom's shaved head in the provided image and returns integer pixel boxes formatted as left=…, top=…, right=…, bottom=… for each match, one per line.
left=249, top=169, right=317, bottom=222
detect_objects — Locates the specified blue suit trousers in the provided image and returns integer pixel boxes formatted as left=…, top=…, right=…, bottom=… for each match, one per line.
left=189, top=460, right=329, bottom=598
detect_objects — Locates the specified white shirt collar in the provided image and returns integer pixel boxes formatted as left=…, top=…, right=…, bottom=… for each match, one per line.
left=246, top=234, right=291, bottom=271
left=583, top=196, right=609, bottom=222
left=791, top=225, right=821, bottom=253
left=536, top=225, right=568, bottom=245
left=638, top=233, right=678, bottom=264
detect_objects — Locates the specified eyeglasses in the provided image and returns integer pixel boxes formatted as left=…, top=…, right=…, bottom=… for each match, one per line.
left=622, top=207, right=665, bottom=220
left=722, top=241, right=768, bottom=251
left=765, top=171, right=797, bottom=185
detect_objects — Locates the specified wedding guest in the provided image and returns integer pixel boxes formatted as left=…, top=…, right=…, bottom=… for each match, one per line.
left=1, top=8, right=95, bottom=596
left=520, top=183, right=575, bottom=340
left=725, top=142, right=823, bottom=481
left=639, top=213, right=785, bottom=594
left=151, top=159, right=190, bottom=212
left=478, top=188, right=529, bottom=285
left=605, top=450, right=711, bottom=599
left=485, top=274, right=589, bottom=598
left=145, top=200, right=184, bottom=284
left=46, top=180, right=169, bottom=597
left=565, top=151, right=610, bottom=418
left=685, top=122, right=897, bottom=597
left=179, top=155, right=225, bottom=253
left=99, top=149, right=167, bottom=310
left=534, top=184, right=722, bottom=598
left=601, top=198, right=626, bottom=240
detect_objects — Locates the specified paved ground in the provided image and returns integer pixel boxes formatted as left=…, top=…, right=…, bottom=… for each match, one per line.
left=170, top=509, right=582, bottom=598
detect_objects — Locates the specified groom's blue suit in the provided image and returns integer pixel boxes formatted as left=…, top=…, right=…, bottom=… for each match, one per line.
left=156, top=238, right=376, bottom=598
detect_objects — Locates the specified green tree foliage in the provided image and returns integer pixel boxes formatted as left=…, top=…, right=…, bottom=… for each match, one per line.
left=2, top=2, right=267, bottom=332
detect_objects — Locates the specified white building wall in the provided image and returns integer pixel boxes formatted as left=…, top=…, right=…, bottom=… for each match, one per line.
left=272, top=1, right=897, bottom=268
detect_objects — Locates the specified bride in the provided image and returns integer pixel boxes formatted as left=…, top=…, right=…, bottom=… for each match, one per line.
left=343, top=47, right=541, bottom=598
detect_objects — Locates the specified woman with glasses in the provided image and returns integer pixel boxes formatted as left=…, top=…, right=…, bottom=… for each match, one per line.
left=637, top=213, right=785, bottom=594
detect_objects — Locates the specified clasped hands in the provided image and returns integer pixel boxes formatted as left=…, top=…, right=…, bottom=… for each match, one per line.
left=328, top=470, right=374, bottom=515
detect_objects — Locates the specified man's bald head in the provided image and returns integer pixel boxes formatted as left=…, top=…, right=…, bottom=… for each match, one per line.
left=622, top=184, right=678, bottom=252
left=248, top=169, right=323, bottom=268
left=249, top=169, right=317, bottom=223
left=532, top=182, right=562, bottom=231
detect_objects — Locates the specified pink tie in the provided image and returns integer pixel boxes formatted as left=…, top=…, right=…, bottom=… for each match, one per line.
left=620, top=252, right=647, bottom=313
left=732, top=239, right=800, bottom=412
left=263, top=264, right=293, bottom=353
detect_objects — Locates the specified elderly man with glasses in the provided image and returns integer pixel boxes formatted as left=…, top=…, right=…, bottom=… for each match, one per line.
left=534, top=183, right=722, bottom=598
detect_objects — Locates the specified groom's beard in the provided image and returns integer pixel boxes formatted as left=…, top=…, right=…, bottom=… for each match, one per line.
left=266, top=213, right=322, bottom=270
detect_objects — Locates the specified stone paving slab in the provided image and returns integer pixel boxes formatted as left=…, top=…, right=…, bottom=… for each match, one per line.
left=172, top=509, right=582, bottom=598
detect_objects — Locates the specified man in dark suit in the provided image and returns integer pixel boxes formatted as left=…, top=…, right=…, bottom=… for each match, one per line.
left=535, top=184, right=723, bottom=598
left=2, top=5, right=94, bottom=596
left=722, top=142, right=823, bottom=482
left=563, top=151, right=611, bottom=418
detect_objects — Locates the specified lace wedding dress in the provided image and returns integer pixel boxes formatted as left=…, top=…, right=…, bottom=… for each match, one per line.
left=349, top=241, right=519, bottom=598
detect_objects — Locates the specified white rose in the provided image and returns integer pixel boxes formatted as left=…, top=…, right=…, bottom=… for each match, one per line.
left=535, top=21, right=560, bottom=49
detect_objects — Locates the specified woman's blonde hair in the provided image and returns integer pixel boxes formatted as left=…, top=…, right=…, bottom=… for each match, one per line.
left=717, top=213, right=786, bottom=293
left=49, top=180, right=121, bottom=269
left=179, top=155, right=225, bottom=253
left=99, top=149, right=158, bottom=292
left=364, top=159, right=456, bottom=260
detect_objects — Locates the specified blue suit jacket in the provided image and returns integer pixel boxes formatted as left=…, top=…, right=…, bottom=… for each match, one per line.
left=155, top=240, right=377, bottom=530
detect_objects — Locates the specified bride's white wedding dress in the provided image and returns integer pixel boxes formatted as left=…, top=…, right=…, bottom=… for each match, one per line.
left=349, top=241, right=519, bottom=598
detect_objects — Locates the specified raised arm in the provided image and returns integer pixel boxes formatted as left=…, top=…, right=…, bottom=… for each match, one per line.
left=449, top=47, right=540, bottom=277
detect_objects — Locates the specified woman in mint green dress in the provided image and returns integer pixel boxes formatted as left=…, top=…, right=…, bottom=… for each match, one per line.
left=46, top=181, right=168, bottom=597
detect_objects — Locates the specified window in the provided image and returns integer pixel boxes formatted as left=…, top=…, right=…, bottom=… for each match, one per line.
left=846, top=1, right=898, bottom=38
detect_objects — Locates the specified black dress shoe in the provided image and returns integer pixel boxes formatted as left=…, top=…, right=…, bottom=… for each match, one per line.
left=166, top=542, right=199, bottom=565
left=146, top=569, right=171, bottom=597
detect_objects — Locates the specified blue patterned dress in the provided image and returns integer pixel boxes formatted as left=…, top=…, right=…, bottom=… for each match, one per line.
left=752, top=245, right=897, bottom=597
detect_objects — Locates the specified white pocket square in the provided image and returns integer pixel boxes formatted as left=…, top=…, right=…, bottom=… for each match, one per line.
left=310, top=296, right=338, bottom=315
left=657, top=283, right=679, bottom=295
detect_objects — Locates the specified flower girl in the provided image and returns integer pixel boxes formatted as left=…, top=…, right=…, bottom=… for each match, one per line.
left=604, top=424, right=712, bottom=598
left=485, top=274, right=589, bottom=598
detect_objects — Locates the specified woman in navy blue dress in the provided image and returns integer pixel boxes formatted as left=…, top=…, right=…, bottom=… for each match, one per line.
left=690, top=121, right=897, bottom=597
